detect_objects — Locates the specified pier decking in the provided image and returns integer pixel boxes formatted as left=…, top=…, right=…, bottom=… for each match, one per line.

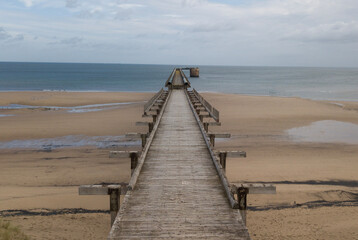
left=108, top=70, right=250, bottom=239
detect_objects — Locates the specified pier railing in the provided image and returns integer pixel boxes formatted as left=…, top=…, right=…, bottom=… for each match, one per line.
left=144, top=88, right=165, bottom=114
left=179, top=68, right=191, bottom=87
left=164, top=68, right=176, bottom=87
left=192, top=89, right=219, bottom=122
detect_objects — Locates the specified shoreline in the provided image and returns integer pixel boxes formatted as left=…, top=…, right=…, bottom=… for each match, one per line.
left=1, top=90, right=358, bottom=103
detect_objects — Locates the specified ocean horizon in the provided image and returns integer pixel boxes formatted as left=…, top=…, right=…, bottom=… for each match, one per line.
left=1, top=62, right=358, bottom=101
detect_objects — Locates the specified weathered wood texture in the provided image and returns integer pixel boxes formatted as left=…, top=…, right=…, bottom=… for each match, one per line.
left=171, top=69, right=185, bottom=88
left=109, top=90, right=250, bottom=239
left=190, top=89, right=220, bottom=122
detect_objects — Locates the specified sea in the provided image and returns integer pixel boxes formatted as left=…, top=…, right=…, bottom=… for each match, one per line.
left=0, top=62, right=358, bottom=101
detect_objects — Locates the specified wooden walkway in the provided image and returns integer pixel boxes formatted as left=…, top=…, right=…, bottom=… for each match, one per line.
left=108, top=71, right=250, bottom=239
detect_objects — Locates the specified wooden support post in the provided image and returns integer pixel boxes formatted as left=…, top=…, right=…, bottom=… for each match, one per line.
left=109, top=151, right=141, bottom=176
left=237, top=187, right=249, bottom=225
left=209, top=134, right=215, bottom=147
left=203, top=122, right=209, bottom=132
left=79, top=184, right=126, bottom=226
left=148, top=122, right=153, bottom=133
left=152, top=114, right=157, bottom=123
left=230, top=183, right=276, bottom=225
left=219, top=151, right=227, bottom=170
left=109, top=188, right=120, bottom=226
left=130, top=152, right=139, bottom=176
left=141, top=134, right=147, bottom=148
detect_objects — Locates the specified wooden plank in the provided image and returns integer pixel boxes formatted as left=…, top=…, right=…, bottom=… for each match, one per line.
left=109, top=151, right=141, bottom=158
left=127, top=90, right=172, bottom=190
left=208, top=122, right=221, bottom=126
left=79, top=184, right=121, bottom=195
left=216, top=151, right=247, bottom=158
left=149, top=106, right=161, bottom=111
left=125, top=133, right=142, bottom=138
left=231, top=183, right=276, bottom=194
left=135, top=121, right=150, bottom=126
left=209, top=133, right=231, bottom=138
left=184, top=90, right=240, bottom=210
left=142, top=114, right=155, bottom=118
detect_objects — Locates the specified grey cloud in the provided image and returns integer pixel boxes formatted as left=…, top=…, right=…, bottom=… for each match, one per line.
left=0, top=27, right=11, bottom=40
left=187, top=23, right=236, bottom=33
left=114, top=8, right=133, bottom=20
left=282, top=21, right=358, bottom=43
left=60, top=37, right=83, bottom=45
left=0, top=27, right=25, bottom=42
left=181, top=0, right=206, bottom=8
left=49, top=37, right=83, bottom=46
left=13, top=34, right=25, bottom=41
left=66, top=0, right=79, bottom=8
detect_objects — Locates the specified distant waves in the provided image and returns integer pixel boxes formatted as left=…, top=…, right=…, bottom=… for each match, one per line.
left=1, top=62, right=358, bottom=101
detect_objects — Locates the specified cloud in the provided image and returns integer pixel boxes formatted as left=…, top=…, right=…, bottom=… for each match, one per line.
left=0, top=27, right=24, bottom=42
left=117, top=4, right=144, bottom=10
left=0, top=27, right=11, bottom=40
left=13, top=34, right=25, bottom=41
left=282, top=21, right=358, bottom=43
left=19, top=0, right=34, bottom=7
left=66, top=0, right=78, bottom=9
left=61, top=37, right=82, bottom=45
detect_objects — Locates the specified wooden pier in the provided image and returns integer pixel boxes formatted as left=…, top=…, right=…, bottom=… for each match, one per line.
left=80, top=68, right=275, bottom=239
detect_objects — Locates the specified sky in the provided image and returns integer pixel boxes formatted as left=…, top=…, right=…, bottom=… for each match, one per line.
left=0, top=0, right=358, bottom=67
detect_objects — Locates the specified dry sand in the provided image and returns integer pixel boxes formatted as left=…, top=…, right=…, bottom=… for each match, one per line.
left=1, top=91, right=358, bottom=239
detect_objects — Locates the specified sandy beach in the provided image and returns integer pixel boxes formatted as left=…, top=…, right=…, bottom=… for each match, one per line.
left=1, top=91, right=358, bottom=239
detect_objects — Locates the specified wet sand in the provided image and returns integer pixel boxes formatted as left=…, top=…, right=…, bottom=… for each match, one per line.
left=1, top=91, right=358, bottom=239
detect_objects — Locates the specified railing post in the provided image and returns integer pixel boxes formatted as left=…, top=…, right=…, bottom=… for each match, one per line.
left=152, top=115, right=157, bottom=123
left=237, top=187, right=249, bottom=225
left=149, top=122, right=154, bottom=133
left=109, top=188, right=120, bottom=226
left=141, top=134, right=147, bottom=148
left=130, top=152, right=139, bottom=176
left=219, top=152, right=227, bottom=170
left=203, top=122, right=209, bottom=132
left=210, top=134, right=215, bottom=147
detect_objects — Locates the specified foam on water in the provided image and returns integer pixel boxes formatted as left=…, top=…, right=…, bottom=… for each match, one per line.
left=0, top=101, right=140, bottom=114
left=286, top=120, right=358, bottom=144
left=0, top=114, right=14, bottom=117
left=0, top=135, right=140, bottom=150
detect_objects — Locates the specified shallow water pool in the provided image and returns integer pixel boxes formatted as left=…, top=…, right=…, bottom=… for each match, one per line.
left=286, top=120, right=358, bottom=144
